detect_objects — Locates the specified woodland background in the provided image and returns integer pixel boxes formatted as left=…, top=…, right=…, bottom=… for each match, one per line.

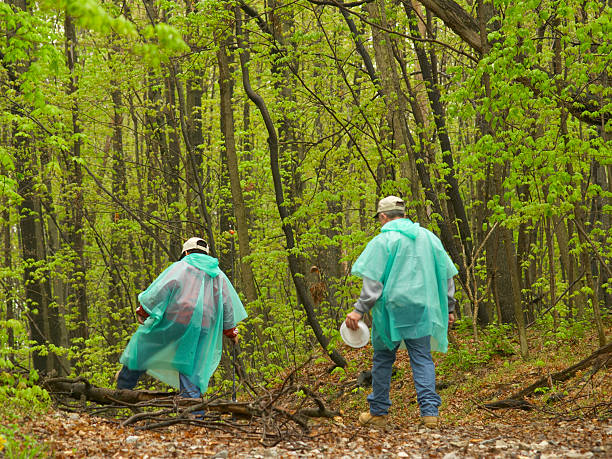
left=0, top=0, right=610, bottom=420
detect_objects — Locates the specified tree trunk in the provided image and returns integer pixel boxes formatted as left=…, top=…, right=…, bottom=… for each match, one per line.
left=405, top=1, right=473, bottom=272
left=502, top=227, right=529, bottom=358
left=108, top=82, right=128, bottom=342
left=365, top=0, right=424, bottom=219
left=64, top=12, right=88, bottom=344
left=236, top=11, right=346, bottom=368
left=3, top=207, right=15, bottom=362
left=184, top=71, right=205, bottom=236
left=163, top=73, right=183, bottom=259
left=217, top=41, right=258, bottom=305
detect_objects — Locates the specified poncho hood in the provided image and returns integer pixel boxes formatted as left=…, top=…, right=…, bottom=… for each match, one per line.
left=182, top=253, right=221, bottom=277
left=380, top=218, right=419, bottom=239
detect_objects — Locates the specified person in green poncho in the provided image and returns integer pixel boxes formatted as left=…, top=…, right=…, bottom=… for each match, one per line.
left=116, top=237, right=248, bottom=399
left=345, top=196, right=458, bottom=429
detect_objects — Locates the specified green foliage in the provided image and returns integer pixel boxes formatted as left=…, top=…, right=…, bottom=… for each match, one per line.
left=0, top=424, right=47, bottom=459
left=0, top=0, right=609, bottom=401
left=439, top=321, right=516, bottom=373
left=0, top=359, right=50, bottom=421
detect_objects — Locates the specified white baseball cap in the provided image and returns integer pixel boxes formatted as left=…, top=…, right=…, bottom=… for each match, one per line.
left=374, top=195, right=405, bottom=218
left=181, top=237, right=210, bottom=255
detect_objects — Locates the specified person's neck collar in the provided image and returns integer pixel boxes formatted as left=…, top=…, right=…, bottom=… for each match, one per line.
left=381, top=216, right=403, bottom=227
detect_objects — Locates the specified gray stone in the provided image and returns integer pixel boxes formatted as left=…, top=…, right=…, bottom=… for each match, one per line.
left=495, top=440, right=509, bottom=449
left=442, top=453, right=460, bottom=459
left=565, top=452, right=593, bottom=458
left=125, top=435, right=139, bottom=445
left=536, top=440, right=550, bottom=450
left=211, top=450, right=228, bottom=459
left=263, top=447, right=279, bottom=457
left=450, top=440, right=468, bottom=448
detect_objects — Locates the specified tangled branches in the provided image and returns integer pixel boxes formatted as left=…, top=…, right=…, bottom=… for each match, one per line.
left=43, top=373, right=339, bottom=447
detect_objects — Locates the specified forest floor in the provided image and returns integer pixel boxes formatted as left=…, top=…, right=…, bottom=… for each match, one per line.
left=2, top=323, right=611, bottom=458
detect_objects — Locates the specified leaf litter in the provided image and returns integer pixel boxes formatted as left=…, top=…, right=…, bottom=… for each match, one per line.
left=8, top=329, right=612, bottom=458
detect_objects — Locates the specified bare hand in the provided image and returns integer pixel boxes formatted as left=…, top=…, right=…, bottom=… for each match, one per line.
left=448, top=312, right=456, bottom=328
left=345, top=311, right=363, bottom=330
left=230, top=334, right=239, bottom=345
left=137, top=315, right=145, bottom=325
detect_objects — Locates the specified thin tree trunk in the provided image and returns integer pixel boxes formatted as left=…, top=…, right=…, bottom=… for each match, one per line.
left=365, top=0, right=424, bottom=219
left=64, top=12, right=89, bottom=344
left=163, top=74, right=183, bottom=259
left=3, top=207, right=15, bottom=362
left=236, top=11, right=346, bottom=368
left=217, top=41, right=258, bottom=305
left=108, top=82, right=128, bottom=341
left=168, top=64, right=219, bottom=259
left=405, top=1, right=473, bottom=271
left=217, top=36, right=268, bottom=359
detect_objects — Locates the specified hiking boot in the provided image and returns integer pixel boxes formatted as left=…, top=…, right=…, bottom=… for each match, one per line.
left=421, top=416, right=438, bottom=428
left=359, top=412, right=387, bottom=427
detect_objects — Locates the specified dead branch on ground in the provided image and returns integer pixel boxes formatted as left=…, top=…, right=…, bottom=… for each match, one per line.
left=484, top=342, right=611, bottom=412
left=43, top=370, right=339, bottom=446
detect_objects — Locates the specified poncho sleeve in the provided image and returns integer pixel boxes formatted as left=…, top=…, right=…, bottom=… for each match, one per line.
left=217, top=273, right=248, bottom=329
left=138, top=263, right=181, bottom=318
left=351, top=235, right=389, bottom=282
left=427, top=232, right=459, bottom=280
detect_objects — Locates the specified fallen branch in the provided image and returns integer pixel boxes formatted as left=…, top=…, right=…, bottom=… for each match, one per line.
left=42, top=374, right=339, bottom=445
left=484, top=342, right=612, bottom=411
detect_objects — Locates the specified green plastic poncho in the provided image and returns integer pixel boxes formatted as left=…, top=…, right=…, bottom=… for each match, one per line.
left=352, top=218, right=458, bottom=353
left=120, top=253, right=247, bottom=393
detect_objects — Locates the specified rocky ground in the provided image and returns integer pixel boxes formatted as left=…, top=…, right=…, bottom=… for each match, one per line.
left=25, top=408, right=610, bottom=458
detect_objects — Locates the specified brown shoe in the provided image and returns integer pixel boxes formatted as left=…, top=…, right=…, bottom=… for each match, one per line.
left=421, top=416, right=438, bottom=428
left=359, top=412, right=387, bottom=427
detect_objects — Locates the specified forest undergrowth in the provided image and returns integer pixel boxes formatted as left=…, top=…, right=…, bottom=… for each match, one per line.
left=1, top=318, right=610, bottom=458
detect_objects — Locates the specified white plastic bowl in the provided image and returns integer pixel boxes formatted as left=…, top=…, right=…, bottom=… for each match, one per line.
left=339, top=320, right=370, bottom=348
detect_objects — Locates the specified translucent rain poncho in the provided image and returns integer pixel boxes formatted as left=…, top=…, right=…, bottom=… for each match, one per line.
left=120, top=253, right=247, bottom=393
left=352, top=218, right=458, bottom=353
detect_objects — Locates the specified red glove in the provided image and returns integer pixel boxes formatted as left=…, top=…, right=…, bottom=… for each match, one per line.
left=223, top=327, right=238, bottom=339
left=136, top=305, right=150, bottom=320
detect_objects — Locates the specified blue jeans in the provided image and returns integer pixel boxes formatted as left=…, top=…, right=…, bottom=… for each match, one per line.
left=117, top=366, right=201, bottom=398
left=367, top=335, right=441, bottom=417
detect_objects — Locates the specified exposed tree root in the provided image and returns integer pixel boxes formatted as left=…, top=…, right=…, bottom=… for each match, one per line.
left=484, top=342, right=611, bottom=411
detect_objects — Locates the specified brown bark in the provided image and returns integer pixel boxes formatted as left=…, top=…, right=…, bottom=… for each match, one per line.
left=3, top=207, right=15, bottom=362
left=8, top=0, right=62, bottom=374
left=416, top=0, right=482, bottom=52
left=365, top=0, right=424, bottom=219
left=405, top=2, right=473, bottom=274
left=108, top=82, right=128, bottom=339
